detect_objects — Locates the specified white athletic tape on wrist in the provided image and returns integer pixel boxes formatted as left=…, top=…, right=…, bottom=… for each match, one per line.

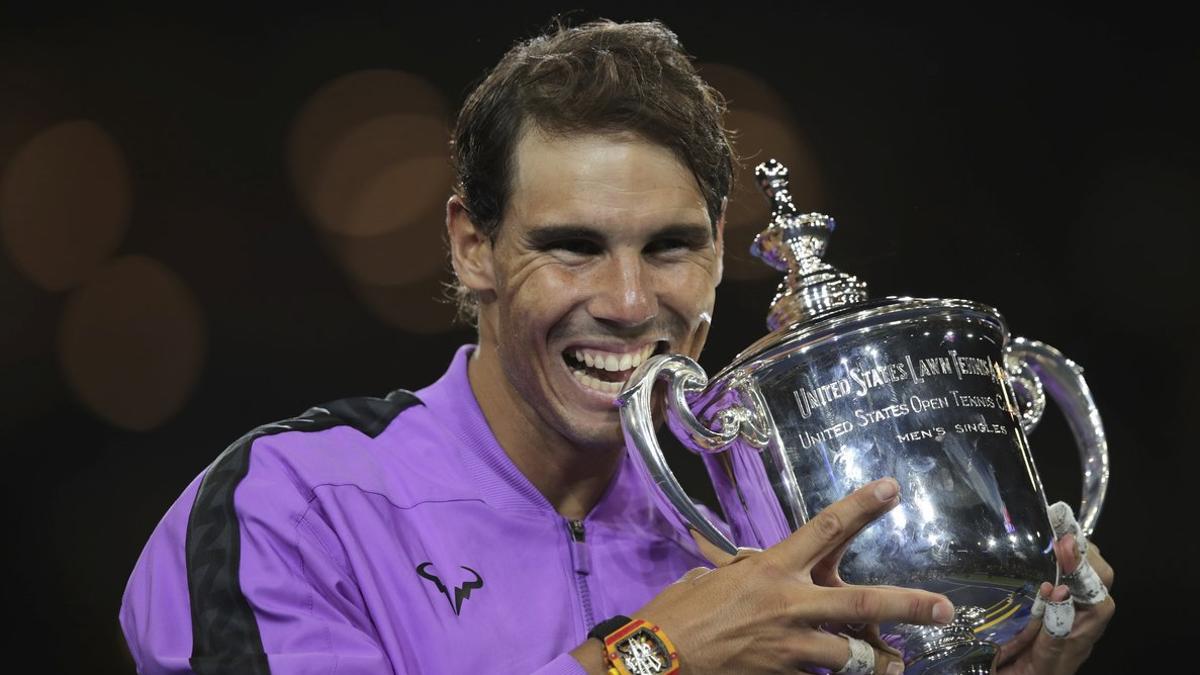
left=1042, top=598, right=1075, bottom=639
left=835, top=635, right=876, bottom=675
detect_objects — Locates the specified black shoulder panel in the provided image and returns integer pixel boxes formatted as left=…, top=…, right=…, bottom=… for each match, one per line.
left=185, top=389, right=421, bottom=675
left=319, top=388, right=423, bottom=439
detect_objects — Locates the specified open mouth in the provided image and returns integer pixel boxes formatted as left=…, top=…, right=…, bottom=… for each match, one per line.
left=563, top=342, right=666, bottom=395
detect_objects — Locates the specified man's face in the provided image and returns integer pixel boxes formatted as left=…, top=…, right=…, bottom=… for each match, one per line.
left=476, top=129, right=723, bottom=450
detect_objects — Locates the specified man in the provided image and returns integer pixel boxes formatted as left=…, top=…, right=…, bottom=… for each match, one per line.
left=121, top=20, right=1114, bottom=675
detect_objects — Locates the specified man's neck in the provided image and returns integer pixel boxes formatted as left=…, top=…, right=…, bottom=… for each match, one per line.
left=466, top=345, right=622, bottom=521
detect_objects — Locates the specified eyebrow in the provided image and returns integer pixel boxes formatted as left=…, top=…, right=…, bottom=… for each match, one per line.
left=522, top=223, right=713, bottom=248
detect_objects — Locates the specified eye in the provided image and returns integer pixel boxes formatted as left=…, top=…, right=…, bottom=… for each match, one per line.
left=544, top=238, right=602, bottom=256
left=644, top=237, right=693, bottom=256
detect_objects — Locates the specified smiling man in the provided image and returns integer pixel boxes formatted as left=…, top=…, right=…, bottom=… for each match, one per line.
left=121, top=19, right=1113, bottom=675
left=450, top=129, right=723, bottom=519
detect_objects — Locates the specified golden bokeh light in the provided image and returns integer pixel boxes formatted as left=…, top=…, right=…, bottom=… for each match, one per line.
left=310, top=115, right=452, bottom=237
left=699, top=63, right=793, bottom=122
left=326, top=199, right=447, bottom=288
left=58, top=255, right=205, bottom=431
left=289, top=69, right=450, bottom=235
left=288, top=69, right=456, bottom=333
left=0, top=120, right=131, bottom=291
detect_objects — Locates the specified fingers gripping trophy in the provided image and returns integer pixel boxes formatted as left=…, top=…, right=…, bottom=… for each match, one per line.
left=617, top=160, right=1111, bottom=674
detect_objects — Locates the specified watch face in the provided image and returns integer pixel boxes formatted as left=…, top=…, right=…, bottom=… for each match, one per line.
left=615, top=627, right=671, bottom=675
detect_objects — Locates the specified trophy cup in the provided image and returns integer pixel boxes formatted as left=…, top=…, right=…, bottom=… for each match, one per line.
left=617, top=159, right=1108, bottom=674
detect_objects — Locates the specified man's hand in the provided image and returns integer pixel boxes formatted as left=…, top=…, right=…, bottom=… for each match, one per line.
left=631, top=478, right=954, bottom=675
left=995, top=509, right=1116, bottom=675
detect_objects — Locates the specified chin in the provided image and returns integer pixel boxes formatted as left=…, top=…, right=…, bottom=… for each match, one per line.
left=560, top=418, right=627, bottom=454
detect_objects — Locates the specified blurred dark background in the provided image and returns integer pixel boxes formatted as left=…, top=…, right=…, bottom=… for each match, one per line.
left=1, top=3, right=1196, bottom=672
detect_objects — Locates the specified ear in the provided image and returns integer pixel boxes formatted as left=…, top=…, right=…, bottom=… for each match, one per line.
left=446, top=195, right=496, bottom=296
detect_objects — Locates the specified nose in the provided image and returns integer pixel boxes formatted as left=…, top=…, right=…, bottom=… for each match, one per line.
left=588, top=252, right=657, bottom=328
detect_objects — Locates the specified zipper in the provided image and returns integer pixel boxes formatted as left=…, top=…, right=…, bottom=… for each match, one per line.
left=566, top=518, right=594, bottom=629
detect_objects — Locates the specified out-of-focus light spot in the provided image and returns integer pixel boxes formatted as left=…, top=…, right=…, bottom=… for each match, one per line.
left=288, top=69, right=456, bottom=332
left=58, top=255, right=205, bottom=431
left=0, top=120, right=131, bottom=291
left=699, top=63, right=793, bottom=124
left=328, top=199, right=448, bottom=288
left=289, top=69, right=449, bottom=235
left=353, top=273, right=460, bottom=335
left=290, top=68, right=447, bottom=173
left=310, top=115, right=451, bottom=237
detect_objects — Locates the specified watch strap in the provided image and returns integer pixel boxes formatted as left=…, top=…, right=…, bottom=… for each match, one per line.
left=588, top=615, right=634, bottom=643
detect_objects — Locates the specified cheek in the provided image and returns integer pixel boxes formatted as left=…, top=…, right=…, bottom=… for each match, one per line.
left=501, top=267, right=583, bottom=326
left=656, top=266, right=717, bottom=311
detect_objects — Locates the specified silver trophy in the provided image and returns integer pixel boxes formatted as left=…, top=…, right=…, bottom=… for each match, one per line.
left=618, top=159, right=1108, bottom=674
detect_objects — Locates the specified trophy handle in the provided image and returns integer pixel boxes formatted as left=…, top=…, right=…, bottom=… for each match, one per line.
left=1004, top=338, right=1110, bottom=536
left=619, top=354, right=771, bottom=556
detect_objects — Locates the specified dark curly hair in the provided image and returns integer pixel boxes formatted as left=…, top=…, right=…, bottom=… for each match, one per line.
left=449, top=19, right=735, bottom=321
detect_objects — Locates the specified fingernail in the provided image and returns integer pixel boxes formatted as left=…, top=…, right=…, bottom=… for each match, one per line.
left=874, top=478, right=899, bottom=501
left=887, top=661, right=904, bottom=675
left=933, top=600, right=954, bottom=624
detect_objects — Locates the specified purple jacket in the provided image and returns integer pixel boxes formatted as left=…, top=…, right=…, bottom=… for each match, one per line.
left=121, top=345, right=711, bottom=674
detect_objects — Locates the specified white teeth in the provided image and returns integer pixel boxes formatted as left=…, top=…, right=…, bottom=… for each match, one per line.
left=568, top=343, right=662, bottom=375
left=571, top=368, right=623, bottom=394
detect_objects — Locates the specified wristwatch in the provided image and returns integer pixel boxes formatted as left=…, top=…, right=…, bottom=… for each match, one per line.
left=588, top=616, right=680, bottom=675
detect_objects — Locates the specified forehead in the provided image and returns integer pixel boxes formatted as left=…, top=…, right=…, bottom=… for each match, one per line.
left=505, top=128, right=710, bottom=232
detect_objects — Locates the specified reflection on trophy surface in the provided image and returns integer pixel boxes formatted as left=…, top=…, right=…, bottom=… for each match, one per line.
left=618, top=159, right=1109, bottom=674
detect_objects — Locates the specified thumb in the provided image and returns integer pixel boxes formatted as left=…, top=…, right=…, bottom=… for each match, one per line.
left=1027, top=611, right=1070, bottom=670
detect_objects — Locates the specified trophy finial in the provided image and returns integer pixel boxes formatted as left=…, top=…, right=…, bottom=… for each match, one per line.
left=750, top=159, right=868, bottom=330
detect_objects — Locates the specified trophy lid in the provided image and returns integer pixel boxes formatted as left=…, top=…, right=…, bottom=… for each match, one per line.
left=751, top=159, right=868, bottom=330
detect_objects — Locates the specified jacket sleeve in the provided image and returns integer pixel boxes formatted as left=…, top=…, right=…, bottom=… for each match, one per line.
left=121, top=436, right=394, bottom=675
left=121, top=431, right=600, bottom=675
left=531, top=654, right=590, bottom=674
